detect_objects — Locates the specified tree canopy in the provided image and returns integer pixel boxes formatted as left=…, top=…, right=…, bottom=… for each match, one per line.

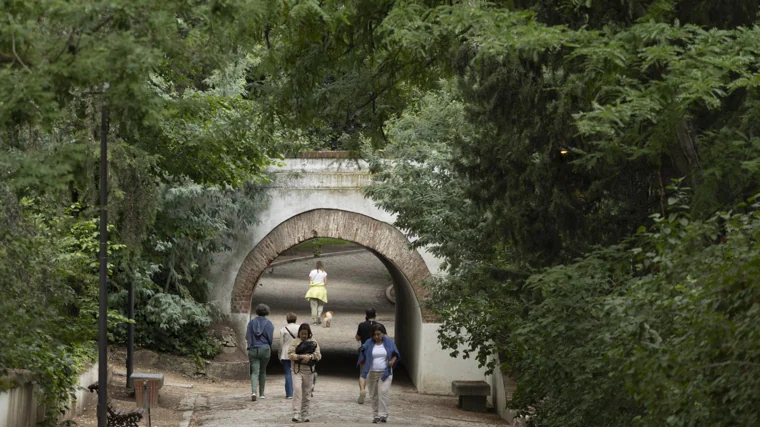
left=3, top=0, right=760, bottom=425
left=363, top=1, right=760, bottom=425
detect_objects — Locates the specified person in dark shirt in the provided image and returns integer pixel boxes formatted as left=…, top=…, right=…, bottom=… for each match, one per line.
left=354, top=308, right=386, bottom=404
left=246, top=303, right=274, bottom=401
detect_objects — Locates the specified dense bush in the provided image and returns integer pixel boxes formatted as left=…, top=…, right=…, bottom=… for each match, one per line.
left=1, top=3, right=273, bottom=424
left=110, top=292, right=221, bottom=362
left=363, top=1, right=760, bottom=424
left=502, top=192, right=760, bottom=426
left=0, top=192, right=99, bottom=422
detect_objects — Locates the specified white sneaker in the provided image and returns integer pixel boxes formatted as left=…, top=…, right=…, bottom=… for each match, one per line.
left=259, top=395, right=266, bottom=399
left=251, top=393, right=257, bottom=401
left=287, top=396, right=293, bottom=399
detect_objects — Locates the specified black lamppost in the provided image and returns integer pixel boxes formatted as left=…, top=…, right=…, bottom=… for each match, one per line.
left=97, top=83, right=110, bottom=427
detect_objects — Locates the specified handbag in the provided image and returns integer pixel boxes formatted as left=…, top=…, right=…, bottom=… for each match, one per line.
left=286, top=326, right=296, bottom=339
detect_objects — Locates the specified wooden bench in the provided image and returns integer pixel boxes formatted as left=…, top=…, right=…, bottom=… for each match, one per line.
left=87, top=383, right=144, bottom=427
left=452, top=380, right=491, bottom=412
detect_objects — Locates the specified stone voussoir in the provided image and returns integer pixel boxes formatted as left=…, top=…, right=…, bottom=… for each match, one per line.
left=231, top=208, right=435, bottom=320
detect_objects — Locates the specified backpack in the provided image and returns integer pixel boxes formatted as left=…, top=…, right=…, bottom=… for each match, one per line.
left=295, top=340, right=318, bottom=372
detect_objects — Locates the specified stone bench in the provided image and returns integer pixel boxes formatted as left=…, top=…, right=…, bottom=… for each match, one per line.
left=452, top=380, right=491, bottom=412
left=129, top=372, right=164, bottom=407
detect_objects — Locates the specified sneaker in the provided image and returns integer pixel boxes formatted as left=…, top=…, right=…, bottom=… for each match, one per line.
left=380, top=417, right=387, bottom=423
left=292, top=417, right=300, bottom=423
left=259, top=395, right=266, bottom=399
left=301, top=415, right=310, bottom=422
left=287, top=396, right=293, bottom=399
left=373, top=417, right=380, bottom=424
left=358, top=390, right=366, bottom=404
left=251, top=393, right=257, bottom=401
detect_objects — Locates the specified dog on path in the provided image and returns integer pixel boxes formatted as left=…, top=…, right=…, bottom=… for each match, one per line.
left=321, top=311, right=334, bottom=328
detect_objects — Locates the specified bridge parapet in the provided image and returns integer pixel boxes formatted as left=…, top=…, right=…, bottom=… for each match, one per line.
left=267, top=156, right=372, bottom=189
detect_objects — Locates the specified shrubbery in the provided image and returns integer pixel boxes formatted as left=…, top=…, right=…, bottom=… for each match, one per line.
left=499, top=192, right=760, bottom=426
left=1, top=4, right=273, bottom=424
left=110, top=292, right=222, bottom=363
left=0, top=193, right=99, bottom=422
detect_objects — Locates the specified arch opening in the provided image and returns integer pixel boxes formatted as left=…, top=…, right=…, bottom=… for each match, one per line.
left=230, top=209, right=433, bottom=389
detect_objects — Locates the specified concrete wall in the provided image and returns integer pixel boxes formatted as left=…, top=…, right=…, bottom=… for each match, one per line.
left=417, top=324, right=492, bottom=394
left=0, top=364, right=107, bottom=427
left=62, top=363, right=102, bottom=420
left=0, top=371, right=40, bottom=427
left=208, top=156, right=487, bottom=395
left=209, top=157, right=443, bottom=314
left=487, top=354, right=516, bottom=423
left=377, top=255, right=423, bottom=388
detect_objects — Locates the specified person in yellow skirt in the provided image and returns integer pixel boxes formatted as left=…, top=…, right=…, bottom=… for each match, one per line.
left=305, top=261, right=328, bottom=325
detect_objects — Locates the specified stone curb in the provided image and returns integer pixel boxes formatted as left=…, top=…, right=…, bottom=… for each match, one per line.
left=178, top=394, right=198, bottom=427
left=385, top=284, right=395, bottom=305
left=268, top=249, right=368, bottom=268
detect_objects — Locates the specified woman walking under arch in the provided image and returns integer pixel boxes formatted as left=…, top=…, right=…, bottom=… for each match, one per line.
left=305, top=260, right=328, bottom=324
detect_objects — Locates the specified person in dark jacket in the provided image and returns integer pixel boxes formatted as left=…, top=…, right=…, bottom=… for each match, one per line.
left=246, top=303, right=274, bottom=401
left=358, top=324, right=400, bottom=423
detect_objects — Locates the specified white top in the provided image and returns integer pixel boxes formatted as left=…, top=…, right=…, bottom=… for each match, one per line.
left=279, top=323, right=299, bottom=360
left=371, top=343, right=388, bottom=371
left=309, top=269, right=327, bottom=284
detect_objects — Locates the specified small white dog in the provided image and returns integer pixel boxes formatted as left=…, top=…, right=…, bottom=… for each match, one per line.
left=321, top=311, right=334, bottom=328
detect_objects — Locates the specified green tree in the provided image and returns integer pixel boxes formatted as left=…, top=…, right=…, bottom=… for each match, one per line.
left=1, top=2, right=279, bottom=423
left=365, top=1, right=760, bottom=424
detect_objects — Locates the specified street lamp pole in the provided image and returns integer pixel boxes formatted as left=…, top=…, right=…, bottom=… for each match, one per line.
left=97, top=84, right=110, bottom=427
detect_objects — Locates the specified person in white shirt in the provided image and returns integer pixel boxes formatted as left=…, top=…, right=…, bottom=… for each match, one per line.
left=304, top=261, right=328, bottom=324
left=280, top=312, right=299, bottom=399
left=358, top=324, right=400, bottom=423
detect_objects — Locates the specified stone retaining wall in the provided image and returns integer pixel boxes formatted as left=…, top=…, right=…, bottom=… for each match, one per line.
left=0, top=364, right=110, bottom=427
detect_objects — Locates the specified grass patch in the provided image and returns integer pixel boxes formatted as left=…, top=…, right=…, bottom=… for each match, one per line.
left=295, top=238, right=352, bottom=248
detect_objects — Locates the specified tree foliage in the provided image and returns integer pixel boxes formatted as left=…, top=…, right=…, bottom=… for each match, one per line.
left=0, top=1, right=279, bottom=423
left=365, top=1, right=760, bottom=425
left=4, top=0, right=760, bottom=425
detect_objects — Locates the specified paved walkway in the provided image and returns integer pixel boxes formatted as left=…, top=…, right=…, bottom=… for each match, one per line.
left=253, top=249, right=396, bottom=360
left=189, top=374, right=507, bottom=426
left=190, top=249, right=507, bottom=426
left=70, top=249, right=508, bottom=426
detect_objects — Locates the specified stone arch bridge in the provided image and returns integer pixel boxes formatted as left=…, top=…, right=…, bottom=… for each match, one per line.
left=209, top=152, right=488, bottom=395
